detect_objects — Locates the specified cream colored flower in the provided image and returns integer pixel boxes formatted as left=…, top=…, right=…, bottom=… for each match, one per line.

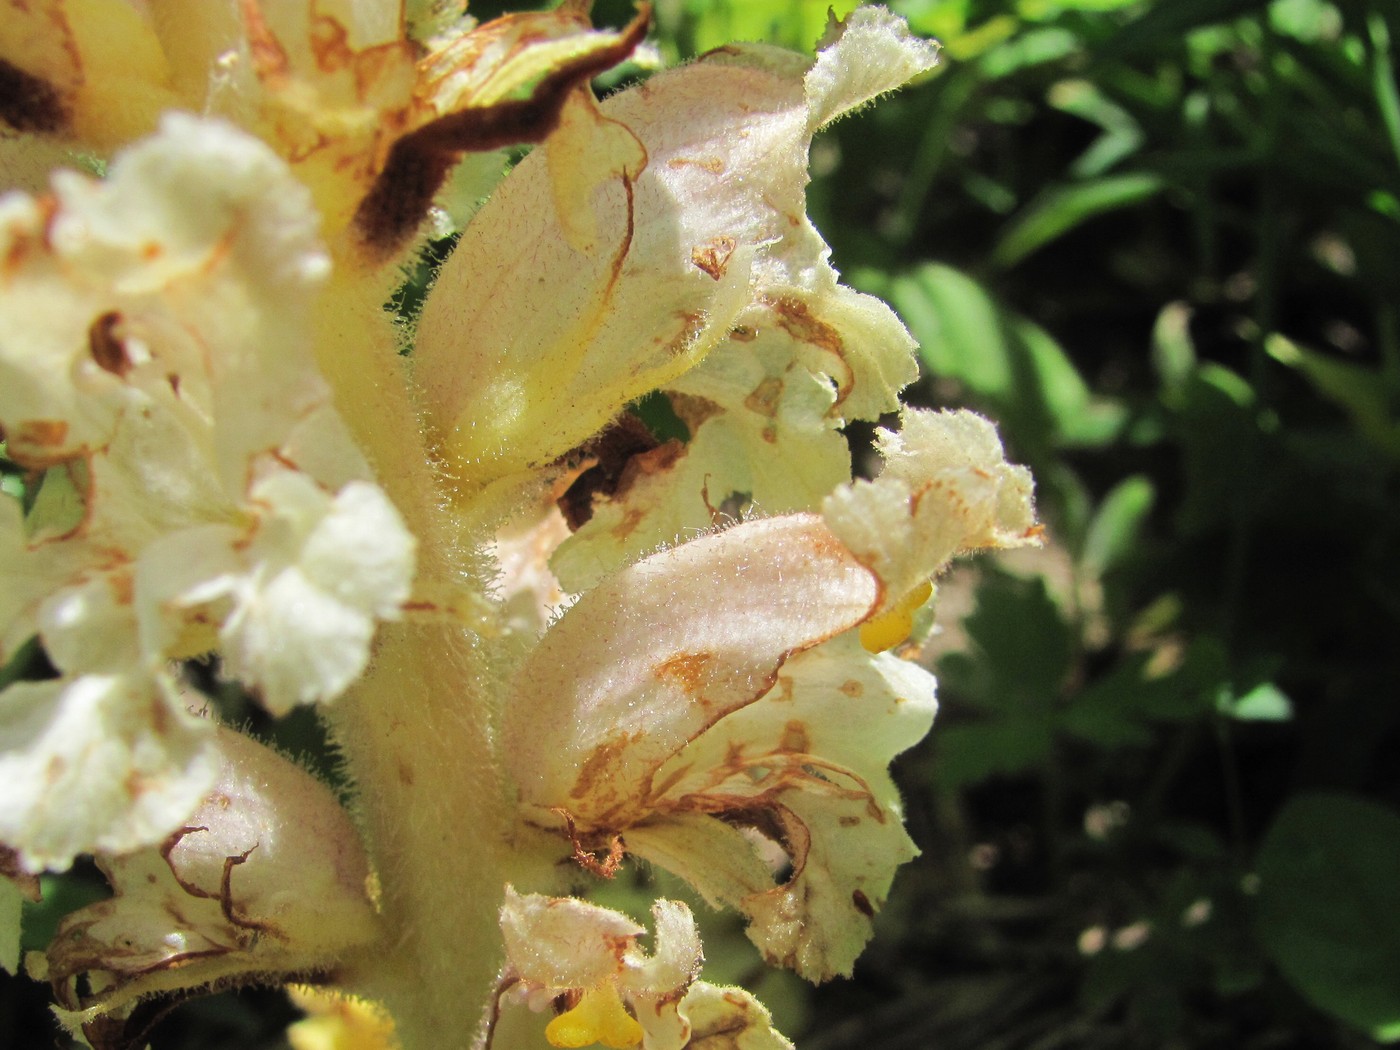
left=504, top=409, right=1035, bottom=981
left=42, top=727, right=379, bottom=1040
left=0, top=113, right=415, bottom=871
left=498, top=888, right=789, bottom=1050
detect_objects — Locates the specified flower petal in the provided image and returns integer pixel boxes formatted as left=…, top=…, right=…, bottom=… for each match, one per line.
left=0, top=112, right=330, bottom=478
left=143, top=470, right=415, bottom=714
left=544, top=9, right=938, bottom=588
left=502, top=515, right=878, bottom=829
left=500, top=887, right=645, bottom=994
left=500, top=888, right=704, bottom=1050
left=822, top=409, right=1039, bottom=615
left=631, top=635, right=936, bottom=981
left=676, top=982, right=793, bottom=1050
left=45, top=728, right=378, bottom=1028
left=0, top=673, right=217, bottom=872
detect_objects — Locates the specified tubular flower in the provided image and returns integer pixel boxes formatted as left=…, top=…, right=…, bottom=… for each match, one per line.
left=497, top=888, right=790, bottom=1050
left=0, top=3, right=1038, bottom=1049
left=37, top=728, right=379, bottom=1036
left=503, top=409, right=1035, bottom=982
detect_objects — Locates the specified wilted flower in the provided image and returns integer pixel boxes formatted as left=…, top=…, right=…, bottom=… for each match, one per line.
left=0, top=3, right=1037, bottom=1049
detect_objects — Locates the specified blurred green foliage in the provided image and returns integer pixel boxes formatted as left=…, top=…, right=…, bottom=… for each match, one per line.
left=796, top=0, right=1400, bottom=1045
left=6, top=0, right=1400, bottom=1046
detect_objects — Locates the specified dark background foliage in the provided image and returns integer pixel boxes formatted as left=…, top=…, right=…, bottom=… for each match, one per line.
left=5, top=0, right=1399, bottom=1046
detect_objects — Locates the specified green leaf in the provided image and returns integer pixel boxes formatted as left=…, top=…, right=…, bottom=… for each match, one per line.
left=943, top=569, right=1074, bottom=713
left=976, top=26, right=1079, bottom=77
left=889, top=263, right=1123, bottom=452
left=1369, top=12, right=1400, bottom=171
left=1256, top=793, right=1400, bottom=1041
left=1061, top=638, right=1225, bottom=746
left=933, top=721, right=1055, bottom=788
left=1218, top=681, right=1292, bottom=721
left=1048, top=79, right=1146, bottom=178
left=990, top=173, right=1165, bottom=268
left=1108, top=0, right=1272, bottom=53
left=1080, top=474, right=1155, bottom=579
left=1266, top=334, right=1400, bottom=460
left=1151, top=302, right=1197, bottom=396
left=1173, top=365, right=1279, bottom=534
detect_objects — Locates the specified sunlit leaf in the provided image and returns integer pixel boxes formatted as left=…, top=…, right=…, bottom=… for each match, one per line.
left=1080, top=475, right=1155, bottom=579
left=991, top=172, right=1164, bottom=268
left=1218, top=682, right=1292, bottom=721
left=888, top=263, right=1123, bottom=453
left=1266, top=335, right=1400, bottom=461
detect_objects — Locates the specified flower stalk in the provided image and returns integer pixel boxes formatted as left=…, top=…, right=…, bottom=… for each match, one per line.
left=0, top=4, right=1038, bottom=1049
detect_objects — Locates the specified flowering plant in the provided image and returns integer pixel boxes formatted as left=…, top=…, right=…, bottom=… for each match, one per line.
left=0, top=3, right=1037, bottom=1048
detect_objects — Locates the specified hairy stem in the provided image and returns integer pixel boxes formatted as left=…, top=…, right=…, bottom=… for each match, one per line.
left=310, top=255, right=514, bottom=1046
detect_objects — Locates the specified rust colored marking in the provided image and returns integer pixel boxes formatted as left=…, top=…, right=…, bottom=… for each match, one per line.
left=779, top=720, right=809, bottom=754
left=729, top=324, right=757, bottom=342
left=88, top=311, right=131, bottom=377
left=0, top=58, right=69, bottom=133
left=852, top=888, right=875, bottom=918
left=397, top=760, right=415, bottom=787
left=649, top=761, right=692, bottom=801
left=743, top=375, right=784, bottom=418
left=554, top=808, right=625, bottom=878
left=15, top=418, right=68, bottom=449
left=569, top=732, right=639, bottom=801
left=655, top=651, right=717, bottom=697
left=612, top=506, right=645, bottom=540
left=765, top=295, right=855, bottom=406
left=839, top=815, right=861, bottom=828
left=839, top=679, right=863, bottom=697
left=690, top=235, right=737, bottom=280
left=352, top=5, right=652, bottom=260
left=667, top=155, right=725, bottom=174
left=238, top=0, right=293, bottom=79
left=556, top=412, right=671, bottom=530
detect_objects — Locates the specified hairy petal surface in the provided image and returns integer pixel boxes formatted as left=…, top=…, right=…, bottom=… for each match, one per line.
left=630, top=635, right=937, bottom=980
left=0, top=673, right=216, bottom=873
left=502, top=515, right=878, bottom=828
left=44, top=729, right=378, bottom=1037
left=823, top=409, right=1040, bottom=615
left=548, top=7, right=940, bottom=591
left=0, top=116, right=413, bottom=870
left=499, top=887, right=706, bottom=1050
left=508, top=407, right=1036, bottom=981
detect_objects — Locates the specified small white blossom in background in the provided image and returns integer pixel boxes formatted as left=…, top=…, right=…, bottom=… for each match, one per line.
left=0, top=3, right=1037, bottom=1049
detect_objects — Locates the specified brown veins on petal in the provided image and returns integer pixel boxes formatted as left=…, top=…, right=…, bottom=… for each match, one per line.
left=690, top=235, right=736, bottom=280
left=352, top=4, right=652, bottom=260
left=764, top=295, right=855, bottom=410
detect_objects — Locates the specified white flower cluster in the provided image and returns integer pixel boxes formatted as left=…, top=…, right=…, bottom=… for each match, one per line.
left=0, top=115, right=415, bottom=874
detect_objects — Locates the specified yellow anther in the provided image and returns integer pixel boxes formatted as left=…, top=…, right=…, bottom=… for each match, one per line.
left=545, top=985, right=644, bottom=1049
left=859, top=579, right=934, bottom=654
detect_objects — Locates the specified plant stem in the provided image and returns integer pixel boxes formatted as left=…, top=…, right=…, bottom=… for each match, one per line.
left=307, top=256, right=516, bottom=1046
